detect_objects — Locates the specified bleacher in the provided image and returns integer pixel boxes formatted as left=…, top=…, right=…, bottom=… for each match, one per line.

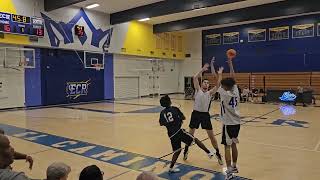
left=204, top=72, right=320, bottom=95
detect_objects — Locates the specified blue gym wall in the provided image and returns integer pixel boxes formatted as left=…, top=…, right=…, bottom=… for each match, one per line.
left=104, top=54, right=114, bottom=100
left=202, top=14, right=320, bottom=73
left=40, top=49, right=110, bottom=105
left=25, top=48, right=42, bottom=107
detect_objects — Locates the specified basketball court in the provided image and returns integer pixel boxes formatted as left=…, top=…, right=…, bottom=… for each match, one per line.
left=0, top=96, right=319, bottom=179
left=1, top=0, right=320, bottom=180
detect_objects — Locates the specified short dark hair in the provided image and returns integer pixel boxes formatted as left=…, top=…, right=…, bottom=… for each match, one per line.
left=160, top=95, right=171, bottom=108
left=221, top=78, right=236, bottom=89
left=202, top=78, right=209, bottom=83
left=0, top=129, right=4, bottom=135
left=80, top=165, right=103, bottom=180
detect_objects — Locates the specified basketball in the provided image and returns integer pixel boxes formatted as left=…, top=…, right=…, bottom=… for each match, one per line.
left=226, top=49, right=237, bottom=59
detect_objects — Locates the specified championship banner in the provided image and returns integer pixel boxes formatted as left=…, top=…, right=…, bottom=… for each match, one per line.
left=205, top=34, right=221, bottom=46
left=223, top=32, right=239, bottom=44
left=248, top=29, right=266, bottom=42
left=292, top=24, right=314, bottom=38
left=269, top=26, right=289, bottom=41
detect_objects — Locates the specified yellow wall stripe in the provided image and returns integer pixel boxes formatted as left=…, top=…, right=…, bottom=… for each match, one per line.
left=122, top=21, right=185, bottom=60
left=0, top=0, right=30, bottom=45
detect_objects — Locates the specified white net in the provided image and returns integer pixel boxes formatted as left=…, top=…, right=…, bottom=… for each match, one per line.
left=84, top=51, right=104, bottom=70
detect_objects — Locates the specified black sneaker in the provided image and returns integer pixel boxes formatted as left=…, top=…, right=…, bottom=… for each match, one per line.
left=183, top=151, right=189, bottom=161
left=215, top=152, right=224, bottom=165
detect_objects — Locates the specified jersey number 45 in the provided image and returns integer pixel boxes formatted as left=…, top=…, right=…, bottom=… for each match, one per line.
left=221, top=97, right=238, bottom=114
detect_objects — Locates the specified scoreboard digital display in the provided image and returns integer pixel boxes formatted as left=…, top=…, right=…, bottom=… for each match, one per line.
left=12, top=14, right=31, bottom=24
left=0, top=12, right=44, bottom=37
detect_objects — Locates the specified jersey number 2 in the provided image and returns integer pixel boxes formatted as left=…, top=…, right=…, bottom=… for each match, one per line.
left=164, top=112, right=174, bottom=122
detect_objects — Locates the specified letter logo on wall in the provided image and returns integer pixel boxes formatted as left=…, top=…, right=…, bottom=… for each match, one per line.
left=66, top=79, right=91, bottom=99
left=41, top=8, right=112, bottom=49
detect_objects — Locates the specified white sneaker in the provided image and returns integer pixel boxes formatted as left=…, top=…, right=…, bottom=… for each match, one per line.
left=208, top=151, right=224, bottom=165
left=231, top=166, right=239, bottom=173
left=207, top=151, right=215, bottom=159
left=225, top=172, right=235, bottom=180
left=169, top=168, right=180, bottom=173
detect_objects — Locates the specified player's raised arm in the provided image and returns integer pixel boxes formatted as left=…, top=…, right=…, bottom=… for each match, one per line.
left=210, top=67, right=224, bottom=95
left=211, top=57, right=217, bottom=78
left=228, top=58, right=235, bottom=78
left=193, top=63, right=209, bottom=90
left=226, top=49, right=236, bottom=78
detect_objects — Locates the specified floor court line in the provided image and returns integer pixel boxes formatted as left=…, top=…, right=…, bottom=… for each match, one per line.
left=106, top=170, right=132, bottom=180
left=314, top=139, right=320, bottom=151
left=60, top=105, right=163, bottom=114
left=106, top=101, right=158, bottom=107
left=0, top=100, right=110, bottom=112
left=0, top=123, right=249, bottom=180
left=8, top=135, right=55, bottom=155
left=244, top=138, right=320, bottom=153
left=29, top=148, right=55, bottom=155
left=25, top=116, right=81, bottom=120
left=0, top=98, right=129, bottom=113
left=61, top=106, right=117, bottom=114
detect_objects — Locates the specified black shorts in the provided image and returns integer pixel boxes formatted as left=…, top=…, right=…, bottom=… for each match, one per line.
left=170, top=129, right=194, bottom=151
left=221, top=124, right=240, bottom=146
left=189, top=111, right=212, bottom=130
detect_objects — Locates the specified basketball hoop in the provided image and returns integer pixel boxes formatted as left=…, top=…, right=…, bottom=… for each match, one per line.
left=0, top=47, right=35, bottom=69
left=19, top=58, right=28, bottom=67
left=93, top=64, right=103, bottom=71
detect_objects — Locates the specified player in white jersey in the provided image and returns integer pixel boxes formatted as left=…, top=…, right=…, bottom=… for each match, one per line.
left=217, top=58, right=241, bottom=180
left=183, top=63, right=223, bottom=165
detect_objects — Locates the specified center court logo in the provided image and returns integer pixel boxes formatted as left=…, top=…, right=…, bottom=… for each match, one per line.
left=66, top=79, right=90, bottom=99
left=279, top=91, right=296, bottom=101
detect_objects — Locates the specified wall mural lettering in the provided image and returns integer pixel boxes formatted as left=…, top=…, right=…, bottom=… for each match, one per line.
left=41, top=8, right=112, bottom=49
left=66, top=79, right=91, bottom=99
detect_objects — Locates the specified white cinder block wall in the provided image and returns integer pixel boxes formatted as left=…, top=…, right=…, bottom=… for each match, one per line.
left=113, top=54, right=182, bottom=98
left=179, top=31, right=203, bottom=92
left=113, top=31, right=202, bottom=98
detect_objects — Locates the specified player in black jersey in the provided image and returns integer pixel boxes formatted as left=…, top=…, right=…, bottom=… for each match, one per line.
left=159, top=95, right=216, bottom=173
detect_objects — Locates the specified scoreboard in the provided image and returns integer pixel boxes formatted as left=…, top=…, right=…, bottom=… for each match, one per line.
left=0, top=12, right=44, bottom=37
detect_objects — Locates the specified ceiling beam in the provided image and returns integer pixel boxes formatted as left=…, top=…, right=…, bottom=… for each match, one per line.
left=110, top=0, right=246, bottom=25
left=44, top=0, right=86, bottom=12
left=154, top=0, right=320, bottom=33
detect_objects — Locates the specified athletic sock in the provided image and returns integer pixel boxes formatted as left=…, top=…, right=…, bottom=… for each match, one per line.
left=215, top=148, right=220, bottom=154
left=204, top=149, right=210, bottom=154
left=184, top=146, right=189, bottom=154
left=169, top=163, right=174, bottom=169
